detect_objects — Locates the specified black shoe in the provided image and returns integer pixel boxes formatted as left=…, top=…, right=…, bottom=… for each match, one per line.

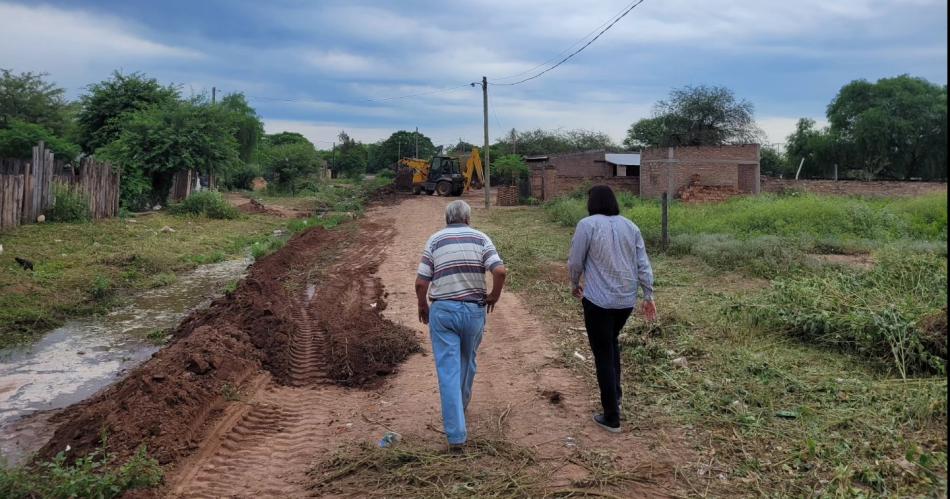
left=592, top=414, right=621, bottom=433
left=447, top=443, right=466, bottom=454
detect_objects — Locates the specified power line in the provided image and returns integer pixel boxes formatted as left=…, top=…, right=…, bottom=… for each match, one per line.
left=491, top=1, right=639, bottom=83
left=492, top=0, right=645, bottom=87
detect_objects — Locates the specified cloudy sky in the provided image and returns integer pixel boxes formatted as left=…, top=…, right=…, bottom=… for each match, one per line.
left=1, top=0, right=946, bottom=149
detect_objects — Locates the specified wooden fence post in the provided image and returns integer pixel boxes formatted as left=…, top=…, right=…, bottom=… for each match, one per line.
left=661, top=191, right=670, bottom=250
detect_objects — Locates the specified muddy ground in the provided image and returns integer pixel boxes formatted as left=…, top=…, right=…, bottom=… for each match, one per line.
left=33, top=191, right=685, bottom=497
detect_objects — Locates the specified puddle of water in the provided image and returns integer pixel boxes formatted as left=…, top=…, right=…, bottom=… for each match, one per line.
left=0, top=259, right=249, bottom=464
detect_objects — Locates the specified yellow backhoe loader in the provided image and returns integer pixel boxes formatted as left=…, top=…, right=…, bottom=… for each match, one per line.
left=397, top=147, right=486, bottom=196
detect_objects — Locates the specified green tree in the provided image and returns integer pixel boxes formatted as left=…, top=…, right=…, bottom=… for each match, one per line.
left=77, top=71, right=179, bottom=153
left=784, top=118, right=843, bottom=179
left=335, top=131, right=367, bottom=178
left=257, top=133, right=323, bottom=192
left=623, top=117, right=667, bottom=149
left=492, top=154, right=529, bottom=185
left=0, top=119, right=79, bottom=160
left=626, top=85, right=760, bottom=147
left=491, top=128, right=618, bottom=157
left=758, top=145, right=790, bottom=177
left=98, top=98, right=240, bottom=209
left=826, top=75, right=947, bottom=180
left=0, top=69, right=71, bottom=136
left=219, top=92, right=264, bottom=163
left=446, top=139, right=477, bottom=155
left=371, top=130, right=436, bottom=171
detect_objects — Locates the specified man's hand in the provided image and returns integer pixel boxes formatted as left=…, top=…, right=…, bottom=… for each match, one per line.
left=415, top=277, right=431, bottom=325
left=486, top=293, right=499, bottom=314
left=640, top=300, right=657, bottom=322
left=418, top=300, right=430, bottom=325
left=572, top=285, right=584, bottom=300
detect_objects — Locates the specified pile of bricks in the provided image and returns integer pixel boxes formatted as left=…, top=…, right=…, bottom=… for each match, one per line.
left=677, top=174, right=740, bottom=203
left=496, top=185, right=519, bottom=206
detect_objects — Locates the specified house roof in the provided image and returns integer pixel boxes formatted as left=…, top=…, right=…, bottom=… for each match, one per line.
left=605, top=153, right=640, bottom=166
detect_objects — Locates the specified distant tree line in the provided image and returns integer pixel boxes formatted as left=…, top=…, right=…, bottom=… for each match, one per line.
left=5, top=68, right=942, bottom=209
left=0, top=69, right=338, bottom=209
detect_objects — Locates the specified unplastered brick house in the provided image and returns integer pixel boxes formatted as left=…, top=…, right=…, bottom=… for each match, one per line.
left=528, top=145, right=760, bottom=201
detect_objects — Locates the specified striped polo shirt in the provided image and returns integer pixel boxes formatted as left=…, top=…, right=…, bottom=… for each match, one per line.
left=417, top=224, right=504, bottom=302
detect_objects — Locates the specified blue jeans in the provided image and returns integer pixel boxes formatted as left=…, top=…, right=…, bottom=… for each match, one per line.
left=428, top=300, right=485, bottom=445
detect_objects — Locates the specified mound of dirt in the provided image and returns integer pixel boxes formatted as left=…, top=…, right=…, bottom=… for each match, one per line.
left=236, top=197, right=268, bottom=214
left=37, top=219, right=420, bottom=467
left=312, top=223, right=421, bottom=386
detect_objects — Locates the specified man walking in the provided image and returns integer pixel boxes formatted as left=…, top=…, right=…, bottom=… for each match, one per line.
left=415, top=200, right=507, bottom=450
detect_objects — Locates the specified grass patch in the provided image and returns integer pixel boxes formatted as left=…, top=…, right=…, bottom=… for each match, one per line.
left=547, top=191, right=947, bottom=241
left=477, top=203, right=948, bottom=497
left=0, top=445, right=163, bottom=498
left=168, top=191, right=240, bottom=219
left=0, top=211, right=284, bottom=348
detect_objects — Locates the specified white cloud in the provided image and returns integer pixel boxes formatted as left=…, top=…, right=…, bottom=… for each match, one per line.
left=304, top=50, right=379, bottom=74
left=0, top=2, right=202, bottom=89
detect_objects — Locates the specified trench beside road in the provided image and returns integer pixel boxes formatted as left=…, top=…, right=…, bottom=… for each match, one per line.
left=35, top=191, right=681, bottom=497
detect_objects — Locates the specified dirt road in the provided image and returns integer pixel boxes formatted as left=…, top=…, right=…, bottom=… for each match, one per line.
left=39, top=192, right=678, bottom=497
left=168, top=192, right=678, bottom=497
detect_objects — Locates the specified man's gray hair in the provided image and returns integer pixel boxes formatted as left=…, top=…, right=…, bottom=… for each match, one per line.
left=445, top=200, right=472, bottom=225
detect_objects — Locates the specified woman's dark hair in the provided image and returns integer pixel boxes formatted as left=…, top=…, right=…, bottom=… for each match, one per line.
left=587, top=185, right=620, bottom=216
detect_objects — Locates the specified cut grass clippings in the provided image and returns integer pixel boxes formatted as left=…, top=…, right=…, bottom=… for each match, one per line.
left=310, top=434, right=659, bottom=498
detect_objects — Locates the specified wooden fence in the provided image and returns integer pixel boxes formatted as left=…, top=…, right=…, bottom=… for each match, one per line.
left=0, top=142, right=120, bottom=231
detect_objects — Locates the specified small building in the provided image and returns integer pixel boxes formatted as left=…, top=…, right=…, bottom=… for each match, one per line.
left=528, top=150, right=641, bottom=201
left=528, top=145, right=760, bottom=201
left=639, top=145, right=760, bottom=198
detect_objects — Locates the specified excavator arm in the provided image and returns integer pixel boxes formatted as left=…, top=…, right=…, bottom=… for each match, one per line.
left=463, top=148, right=485, bottom=191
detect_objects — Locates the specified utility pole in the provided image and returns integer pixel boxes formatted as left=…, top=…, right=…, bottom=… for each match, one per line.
left=481, top=76, right=490, bottom=209
left=414, top=127, right=419, bottom=158
left=212, top=86, right=216, bottom=105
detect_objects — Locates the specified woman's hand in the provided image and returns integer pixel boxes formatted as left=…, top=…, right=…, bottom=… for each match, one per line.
left=640, top=300, right=657, bottom=322
left=572, top=285, right=584, bottom=300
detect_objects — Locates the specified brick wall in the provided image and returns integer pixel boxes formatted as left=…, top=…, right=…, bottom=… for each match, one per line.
left=761, top=177, right=947, bottom=197
left=528, top=166, right=640, bottom=200
left=549, top=151, right=610, bottom=177
left=640, top=145, right=760, bottom=199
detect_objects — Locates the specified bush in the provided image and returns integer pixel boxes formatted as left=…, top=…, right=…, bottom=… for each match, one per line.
left=47, top=183, right=91, bottom=222
left=742, top=250, right=948, bottom=377
left=0, top=119, right=80, bottom=161
left=168, top=191, right=239, bottom=219
left=0, top=446, right=163, bottom=498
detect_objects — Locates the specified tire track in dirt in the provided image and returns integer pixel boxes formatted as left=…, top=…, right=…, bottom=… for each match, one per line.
left=169, top=223, right=411, bottom=498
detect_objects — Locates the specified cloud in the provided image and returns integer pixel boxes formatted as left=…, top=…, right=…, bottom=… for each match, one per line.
left=0, top=2, right=202, bottom=90
left=304, top=50, right=380, bottom=74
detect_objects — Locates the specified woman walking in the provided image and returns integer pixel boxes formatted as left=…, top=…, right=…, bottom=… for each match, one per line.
left=568, top=185, right=656, bottom=433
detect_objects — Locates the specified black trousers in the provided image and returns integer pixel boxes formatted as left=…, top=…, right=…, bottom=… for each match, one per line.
left=582, top=298, right=633, bottom=426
